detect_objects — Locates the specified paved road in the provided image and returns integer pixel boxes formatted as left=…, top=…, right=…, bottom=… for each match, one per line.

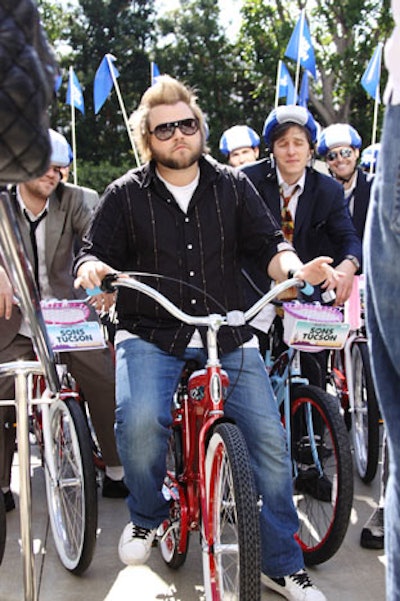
left=0, top=438, right=386, bottom=601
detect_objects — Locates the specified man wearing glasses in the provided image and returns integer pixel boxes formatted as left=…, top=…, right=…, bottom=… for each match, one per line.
left=317, top=123, right=373, bottom=243
left=74, top=75, right=342, bottom=600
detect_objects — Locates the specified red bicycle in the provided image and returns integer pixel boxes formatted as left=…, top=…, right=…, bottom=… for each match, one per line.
left=101, top=272, right=268, bottom=601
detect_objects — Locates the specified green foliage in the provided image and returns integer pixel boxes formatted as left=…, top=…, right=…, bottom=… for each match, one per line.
left=39, top=0, right=394, bottom=170
left=74, top=159, right=134, bottom=195
left=154, top=0, right=245, bottom=156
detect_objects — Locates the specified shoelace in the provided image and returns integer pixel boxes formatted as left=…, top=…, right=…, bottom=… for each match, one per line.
left=290, top=571, right=313, bottom=589
left=131, top=525, right=152, bottom=540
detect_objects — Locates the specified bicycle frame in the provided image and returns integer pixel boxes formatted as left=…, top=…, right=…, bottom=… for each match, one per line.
left=104, top=274, right=300, bottom=598
left=342, top=329, right=367, bottom=416
left=266, top=344, right=324, bottom=480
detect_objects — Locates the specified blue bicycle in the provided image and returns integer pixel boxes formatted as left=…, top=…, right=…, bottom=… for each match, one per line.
left=265, top=301, right=354, bottom=565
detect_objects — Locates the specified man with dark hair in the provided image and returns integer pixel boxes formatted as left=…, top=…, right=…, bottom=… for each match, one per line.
left=0, top=130, right=127, bottom=513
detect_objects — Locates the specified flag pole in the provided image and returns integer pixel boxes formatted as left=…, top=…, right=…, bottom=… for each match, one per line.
left=370, top=43, right=383, bottom=147
left=106, top=55, right=141, bottom=168
left=293, top=9, right=305, bottom=104
left=275, top=61, right=282, bottom=108
left=69, top=66, right=78, bottom=185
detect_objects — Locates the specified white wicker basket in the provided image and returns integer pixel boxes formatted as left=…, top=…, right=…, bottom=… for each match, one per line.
left=283, top=302, right=347, bottom=352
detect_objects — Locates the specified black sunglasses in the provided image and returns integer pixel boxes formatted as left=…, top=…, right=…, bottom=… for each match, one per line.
left=326, top=148, right=353, bottom=162
left=148, top=118, right=199, bottom=141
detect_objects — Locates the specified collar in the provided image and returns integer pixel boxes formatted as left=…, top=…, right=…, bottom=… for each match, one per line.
left=16, top=187, right=49, bottom=220
left=276, top=167, right=306, bottom=196
left=344, top=170, right=358, bottom=199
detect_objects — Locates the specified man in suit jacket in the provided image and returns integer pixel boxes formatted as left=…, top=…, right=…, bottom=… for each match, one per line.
left=241, top=106, right=362, bottom=387
left=0, top=130, right=126, bottom=512
left=317, top=123, right=373, bottom=242
left=242, top=106, right=362, bottom=307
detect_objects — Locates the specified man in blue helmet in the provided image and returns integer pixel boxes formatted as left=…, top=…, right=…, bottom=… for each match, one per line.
left=241, top=106, right=362, bottom=387
left=219, top=124, right=260, bottom=167
left=242, top=106, right=361, bottom=305
left=317, top=123, right=373, bottom=243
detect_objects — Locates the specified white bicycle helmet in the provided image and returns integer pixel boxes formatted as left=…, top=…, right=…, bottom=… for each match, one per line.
left=49, top=129, right=71, bottom=167
left=317, top=123, right=362, bottom=156
left=263, top=106, right=318, bottom=147
left=219, top=125, right=260, bottom=155
left=360, top=143, right=381, bottom=171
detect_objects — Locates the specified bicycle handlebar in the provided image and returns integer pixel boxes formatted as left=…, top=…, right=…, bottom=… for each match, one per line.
left=87, top=273, right=312, bottom=332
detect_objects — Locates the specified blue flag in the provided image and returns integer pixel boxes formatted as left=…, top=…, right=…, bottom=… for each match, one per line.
left=361, top=43, right=382, bottom=102
left=284, top=12, right=317, bottom=79
left=151, top=62, right=160, bottom=86
left=94, top=54, right=120, bottom=114
left=66, top=68, right=85, bottom=114
left=298, top=71, right=309, bottom=107
left=278, top=62, right=295, bottom=104
left=54, top=73, right=63, bottom=94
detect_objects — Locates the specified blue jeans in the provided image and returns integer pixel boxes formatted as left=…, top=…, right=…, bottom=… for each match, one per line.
left=364, top=104, right=400, bottom=601
left=115, top=337, right=304, bottom=577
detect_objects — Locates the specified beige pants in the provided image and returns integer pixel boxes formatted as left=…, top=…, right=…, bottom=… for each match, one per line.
left=0, top=334, right=120, bottom=489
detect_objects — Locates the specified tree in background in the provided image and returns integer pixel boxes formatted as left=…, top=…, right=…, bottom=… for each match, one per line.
left=238, top=0, right=393, bottom=143
left=38, top=0, right=393, bottom=191
left=38, top=0, right=156, bottom=192
left=154, top=0, right=248, bottom=158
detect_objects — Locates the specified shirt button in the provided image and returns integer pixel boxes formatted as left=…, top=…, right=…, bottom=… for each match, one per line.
left=185, top=217, right=190, bottom=223
left=189, top=271, right=195, bottom=276
left=187, top=244, right=193, bottom=250
left=191, top=299, right=197, bottom=305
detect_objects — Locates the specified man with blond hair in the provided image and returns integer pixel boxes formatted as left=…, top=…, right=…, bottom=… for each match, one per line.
left=74, top=75, right=341, bottom=601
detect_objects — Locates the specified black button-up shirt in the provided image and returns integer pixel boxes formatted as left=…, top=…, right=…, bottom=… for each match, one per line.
left=75, top=156, right=292, bottom=356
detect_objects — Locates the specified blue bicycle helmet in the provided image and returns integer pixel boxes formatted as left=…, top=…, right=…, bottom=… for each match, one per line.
left=360, top=143, right=381, bottom=171
left=317, top=124, right=362, bottom=157
left=263, top=106, right=318, bottom=147
left=219, top=125, right=260, bottom=156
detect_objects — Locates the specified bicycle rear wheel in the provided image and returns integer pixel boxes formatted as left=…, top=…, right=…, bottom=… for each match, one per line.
left=291, top=384, right=353, bottom=565
left=0, top=490, right=5, bottom=565
left=44, top=397, right=98, bottom=574
left=159, top=426, right=189, bottom=569
left=203, top=422, right=261, bottom=601
left=351, top=341, right=380, bottom=483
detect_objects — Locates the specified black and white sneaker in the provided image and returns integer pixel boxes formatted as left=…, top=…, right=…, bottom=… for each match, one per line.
left=118, top=522, right=157, bottom=566
left=262, top=569, right=327, bottom=601
left=360, top=506, right=384, bottom=549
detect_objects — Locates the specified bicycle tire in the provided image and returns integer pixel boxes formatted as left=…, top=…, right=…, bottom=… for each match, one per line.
left=159, top=426, right=189, bottom=569
left=202, top=422, right=261, bottom=601
left=291, top=384, right=353, bottom=566
left=0, top=490, right=5, bottom=566
left=351, top=341, right=380, bottom=483
left=44, top=397, right=98, bottom=574
left=329, top=349, right=352, bottom=431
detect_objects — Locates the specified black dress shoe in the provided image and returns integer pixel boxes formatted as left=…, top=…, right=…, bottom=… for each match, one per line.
left=4, top=490, right=15, bottom=512
left=102, top=475, right=129, bottom=499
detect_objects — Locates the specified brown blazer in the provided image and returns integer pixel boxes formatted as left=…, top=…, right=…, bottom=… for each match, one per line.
left=0, top=182, right=97, bottom=351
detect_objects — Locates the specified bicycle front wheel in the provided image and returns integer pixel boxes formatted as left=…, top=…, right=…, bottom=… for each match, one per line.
left=351, top=341, right=380, bottom=483
left=202, top=422, right=261, bottom=601
left=0, top=490, right=5, bottom=565
left=44, top=398, right=98, bottom=574
left=291, top=384, right=353, bottom=565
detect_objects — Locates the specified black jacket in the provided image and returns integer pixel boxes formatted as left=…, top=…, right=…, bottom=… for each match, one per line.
left=75, top=156, right=293, bottom=356
left=241, top=159, right=363, bottom=301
